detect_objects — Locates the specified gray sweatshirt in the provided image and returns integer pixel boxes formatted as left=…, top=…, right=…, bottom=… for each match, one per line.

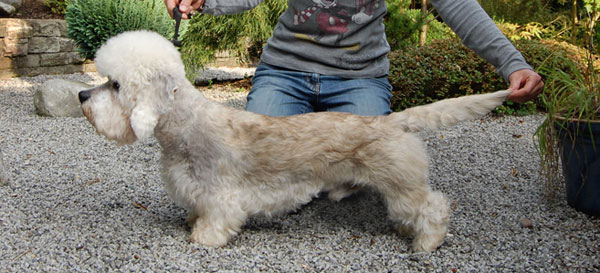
left=202, top=0, right=533, bottom=81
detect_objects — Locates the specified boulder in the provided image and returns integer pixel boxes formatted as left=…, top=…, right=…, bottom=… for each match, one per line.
left=0, top=0, right=21, bottom=16
left=2, top=0, right=21, bottom=8
left=34, top=79, right=91, bottom=117
left=0, top=2, right=16, bottom=16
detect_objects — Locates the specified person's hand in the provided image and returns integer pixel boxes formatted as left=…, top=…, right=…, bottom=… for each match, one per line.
left=507, top=69, right=544, bottom=103
left=164, top=0, right=204, bottom=19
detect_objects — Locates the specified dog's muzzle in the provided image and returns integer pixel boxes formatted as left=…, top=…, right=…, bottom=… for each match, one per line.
left=79, top=90, right=92, bottom=103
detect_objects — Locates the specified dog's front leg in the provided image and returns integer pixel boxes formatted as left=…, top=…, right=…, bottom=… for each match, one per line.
left=186, top=211, right=198, bottom=227
left=189, top=201, right=247, bottom=247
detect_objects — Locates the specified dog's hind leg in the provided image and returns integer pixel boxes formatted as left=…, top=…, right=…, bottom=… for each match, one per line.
left=379, top=178, right=449, bottom=252
left=373, top=137, right=449, bottom=252
left=396, top=189, right=448, bottom=252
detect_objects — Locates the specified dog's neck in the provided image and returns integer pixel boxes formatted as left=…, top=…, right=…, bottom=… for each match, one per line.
left=154, top=82, right=228, bottom=152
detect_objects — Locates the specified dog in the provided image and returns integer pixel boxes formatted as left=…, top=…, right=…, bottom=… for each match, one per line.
left=78, top=30, right=510, bottom=252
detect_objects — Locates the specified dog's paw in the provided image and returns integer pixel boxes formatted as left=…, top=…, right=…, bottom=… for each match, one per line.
left=411, top=233, right=445, bottom=253
left=186, top=211, right=198, bottom=228
left=190, top=227, right=231, bottom=247
left=396, top=223, right=414, bottom=237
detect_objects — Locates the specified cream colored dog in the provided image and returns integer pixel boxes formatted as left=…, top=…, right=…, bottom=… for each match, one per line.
left=79, top=30, right=510, bottom=252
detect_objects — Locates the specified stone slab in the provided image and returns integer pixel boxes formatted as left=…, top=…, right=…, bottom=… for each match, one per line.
left=29, top=36, right=61, bottom=53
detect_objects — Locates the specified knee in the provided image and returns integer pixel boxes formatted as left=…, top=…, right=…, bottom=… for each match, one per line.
left=323, top=78, right=393, bottom=116
left=245, top=90, right=310, bottom=116
left=338, top=103, right=392, bottom=116
left=245, top=82, right=314, bottom=116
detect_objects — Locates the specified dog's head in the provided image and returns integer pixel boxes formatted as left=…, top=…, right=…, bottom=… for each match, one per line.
left=79, top=31, right=185, bottom=144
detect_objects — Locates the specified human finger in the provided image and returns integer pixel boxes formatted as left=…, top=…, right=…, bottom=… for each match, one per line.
left=508, top=80, right=543, bottom=103
left=179, top=0, right=194, bottom=19
left=164, top=0, right=179, bottom=18
left=507, top=69, right=543, bottom=102
left=190, top=0, right=204, bottom=11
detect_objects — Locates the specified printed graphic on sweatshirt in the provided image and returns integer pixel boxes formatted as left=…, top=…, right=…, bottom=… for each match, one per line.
left=291, top=0, right=380, bottom=48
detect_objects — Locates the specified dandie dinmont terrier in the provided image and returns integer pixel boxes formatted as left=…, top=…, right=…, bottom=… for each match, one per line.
left=79, top=30, right=510, bottom=252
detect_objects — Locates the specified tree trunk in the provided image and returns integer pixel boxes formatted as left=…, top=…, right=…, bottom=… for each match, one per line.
left=571, top=0, right=578, bottom=44
left=419, top=0, right=427, bottom=46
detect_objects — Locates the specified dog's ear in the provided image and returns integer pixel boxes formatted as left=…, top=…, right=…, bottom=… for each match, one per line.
left=130, top=103, right=159, bottom=140
left=129, top=74, right=178, bottom=140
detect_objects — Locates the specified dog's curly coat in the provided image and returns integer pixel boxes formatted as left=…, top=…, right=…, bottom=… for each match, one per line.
left=79, top=31, right=510, bottom=252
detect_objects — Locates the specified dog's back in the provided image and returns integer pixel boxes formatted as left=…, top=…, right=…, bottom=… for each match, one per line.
left=388, top=90, right=510, bottom=132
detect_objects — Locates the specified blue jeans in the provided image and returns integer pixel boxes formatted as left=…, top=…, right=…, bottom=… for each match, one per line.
left=245, top=63, right=393, bottom=116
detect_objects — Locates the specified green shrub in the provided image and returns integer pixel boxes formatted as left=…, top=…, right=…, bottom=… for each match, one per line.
left=180, top=0, right=286, bottom=79
left=384, top=7, right=454, bottom=51
left=497, top=21, right=555, bottom=41
left=66, top=0, right=174, bottom=59
left=384, top=3, right=424, bottom=51
left=388, top=38, right=588, bottom=114
left=46, top=0, right=69, bottom=15
left=422, top=15, right=455, bottom=44
left=477, top=0, right=556, bottom=24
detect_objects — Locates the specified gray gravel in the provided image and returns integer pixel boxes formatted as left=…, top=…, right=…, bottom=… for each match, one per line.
left=1, top=72, right=599, bottom=272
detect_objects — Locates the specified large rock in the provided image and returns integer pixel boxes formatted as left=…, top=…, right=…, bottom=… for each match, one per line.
left=0, top=2, right=16, bottom=16
left=34, top=79, right=91, bottom=117
left=2, top=0, right=21, bottom=8
left=0, top=0, right=21, bottom=16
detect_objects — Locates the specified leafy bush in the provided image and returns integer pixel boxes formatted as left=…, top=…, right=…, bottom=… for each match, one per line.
left=180, top=0, right=286, bottom=79
left=497, top=21, right=554, bottom=41
left=477, top=0, right=556, bottom=25
left=384, top=7, right=454, bottom=51
left=388, top=38, right=589, bottom=114
left=66, top=0, right=174, bottom=59
left=46, top=0, right=69, bottom=15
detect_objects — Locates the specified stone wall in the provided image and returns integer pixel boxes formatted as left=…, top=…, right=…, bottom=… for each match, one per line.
left=0, top=18, right=95, bottom=79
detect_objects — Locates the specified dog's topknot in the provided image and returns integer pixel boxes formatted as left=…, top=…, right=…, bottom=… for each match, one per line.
left=95, top=30, right=185, bottom=83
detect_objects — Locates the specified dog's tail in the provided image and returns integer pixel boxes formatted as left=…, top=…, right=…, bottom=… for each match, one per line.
left=388, top=90, right=510, bottom=132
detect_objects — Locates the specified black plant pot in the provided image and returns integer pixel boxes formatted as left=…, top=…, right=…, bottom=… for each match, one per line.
left=556, top=119, right=600, bottom=216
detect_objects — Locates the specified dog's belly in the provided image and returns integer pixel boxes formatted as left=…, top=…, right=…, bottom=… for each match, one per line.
left=242, top=179, right=324, bottom=216
left=162, top=156, right=356, bottom=217
left=242, top=160, right=367, bottom=216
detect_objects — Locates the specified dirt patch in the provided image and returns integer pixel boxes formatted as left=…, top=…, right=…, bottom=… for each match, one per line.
left=7, top=0, right=64, bottom=20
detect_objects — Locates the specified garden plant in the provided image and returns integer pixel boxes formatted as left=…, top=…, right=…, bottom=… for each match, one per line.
left=534, top=0, right=600, bottom=216
left=65, top=0, right=174, bottom=59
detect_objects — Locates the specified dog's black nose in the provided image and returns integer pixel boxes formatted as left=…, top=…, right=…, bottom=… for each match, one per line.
left=78, top=90, right=91, bottom=103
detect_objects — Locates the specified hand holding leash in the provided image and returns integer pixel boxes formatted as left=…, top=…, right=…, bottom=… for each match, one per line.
left=171, top=6, right=184, bottom=47
left=165, top=0, right=202, bottom=19
left=167, top=0, right=202, bottom=47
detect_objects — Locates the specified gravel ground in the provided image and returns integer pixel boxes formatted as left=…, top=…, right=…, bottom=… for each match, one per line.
left=0, top=72, right=599, bottom=272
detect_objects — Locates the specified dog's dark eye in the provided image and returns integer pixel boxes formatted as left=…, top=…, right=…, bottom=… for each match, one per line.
left=112, top=81, right=120, bottom=91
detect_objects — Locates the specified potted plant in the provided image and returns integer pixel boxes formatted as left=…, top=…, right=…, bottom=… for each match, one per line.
left=535, top=23, right=600, bottom=216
